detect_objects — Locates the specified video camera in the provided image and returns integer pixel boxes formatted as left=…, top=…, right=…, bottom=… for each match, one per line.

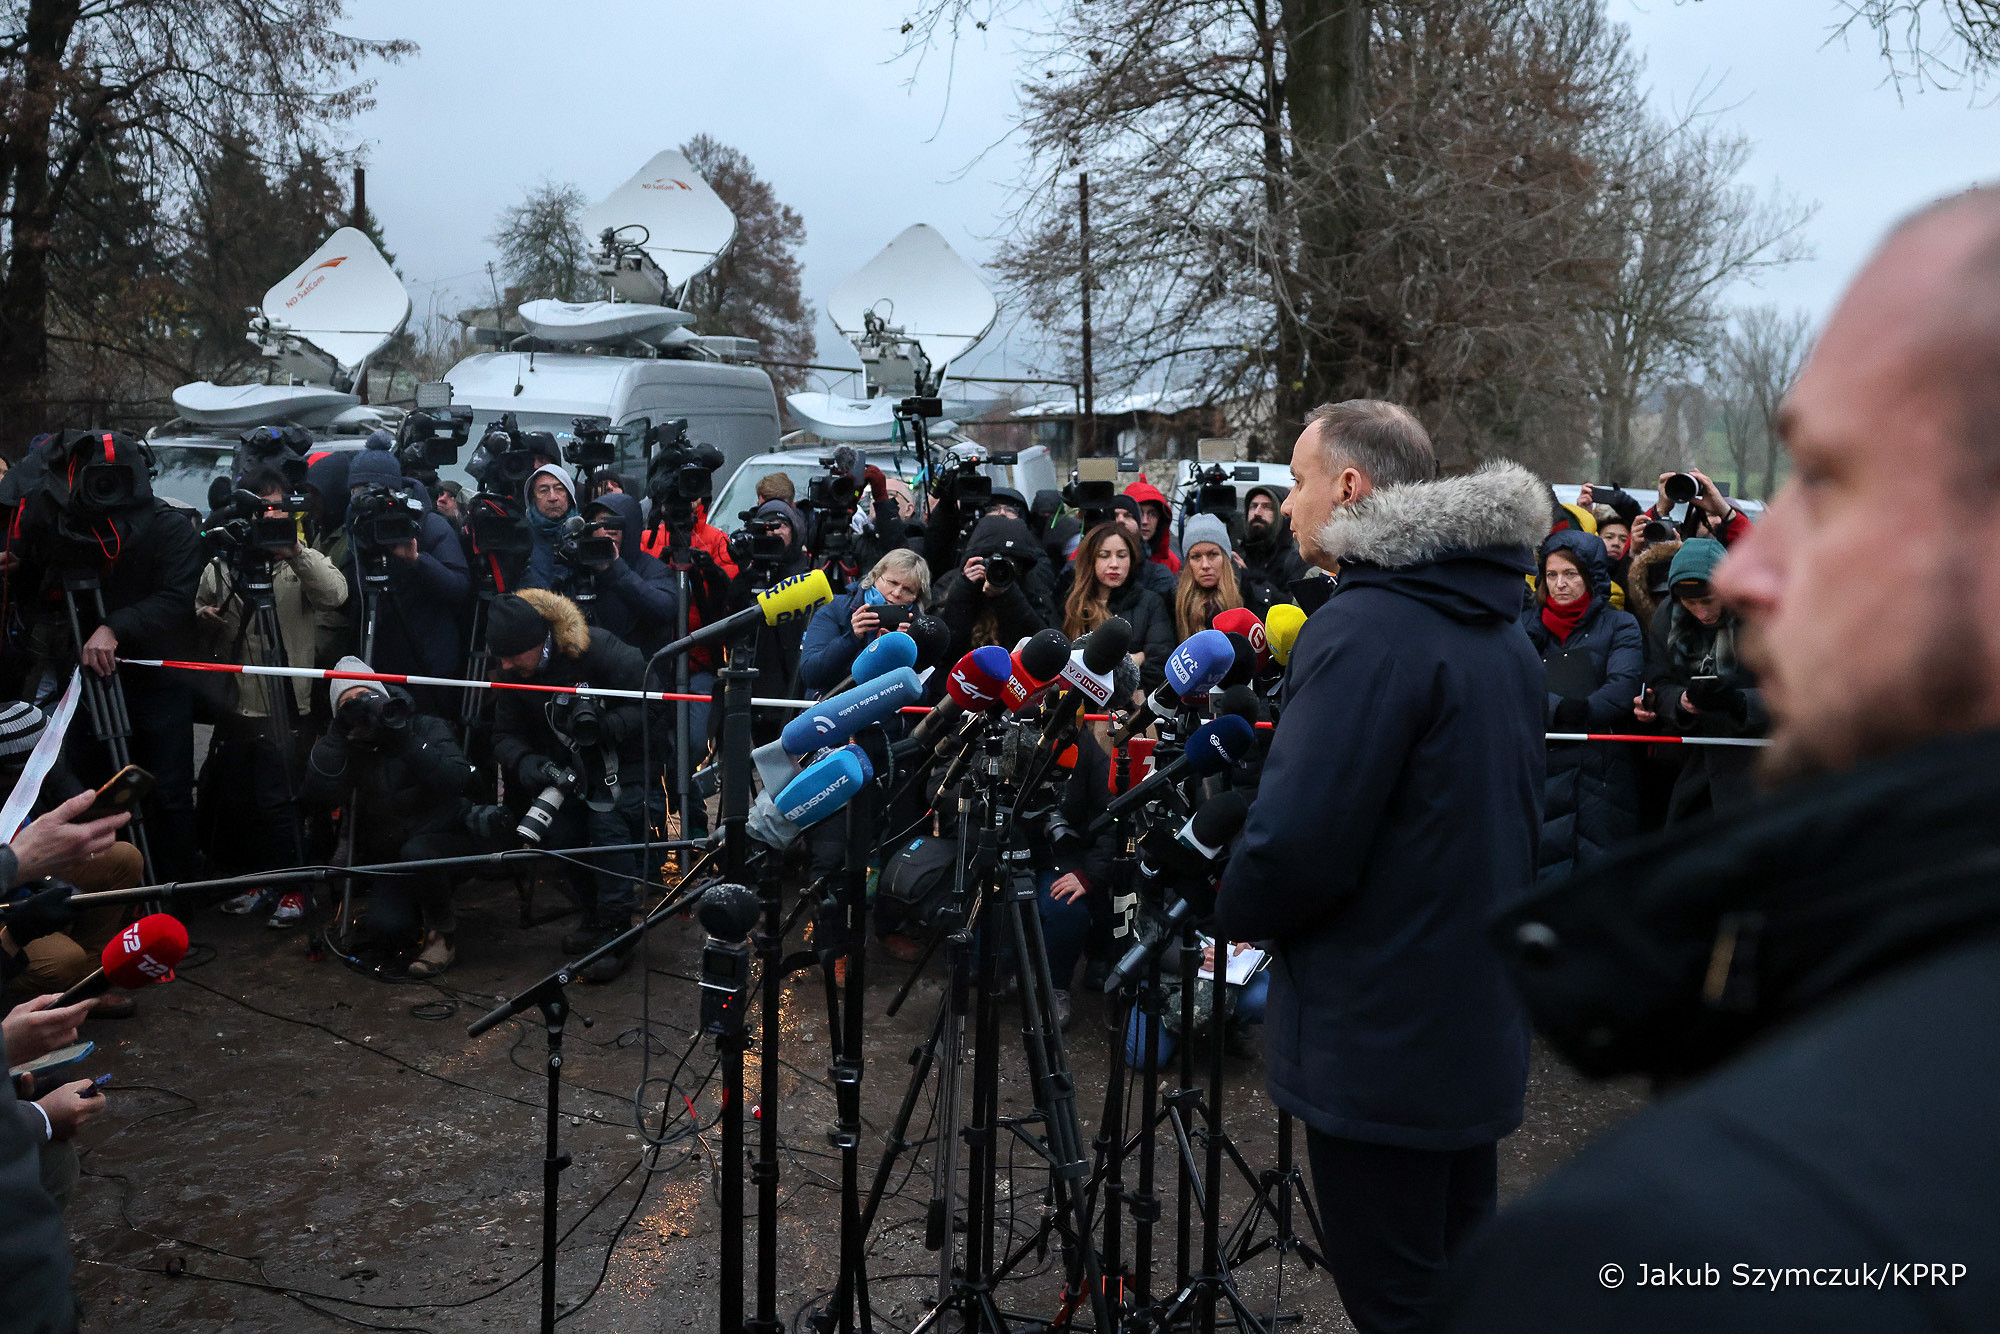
left=234, top=425, right=314, bottom=493
left=466, top=415, right=541, bottom=492
left=553, top=513, right=617, bottom=572
left=348, top=482, right=427, bottom=559
left=645, top=418, right=726, bottom=560
left=396, top=381, right=473, bottom=474
left=1185, top=463, right=1257, bottom=516
left=729, top=512, right=790, bottom=568
left=563, top=416, right=624, bottom=472
left=202, top=486, right=305, bottom=558
left=1063, top=477, right=1116, bottom=527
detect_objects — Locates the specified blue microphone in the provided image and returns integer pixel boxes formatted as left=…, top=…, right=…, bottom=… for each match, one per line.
left=780, top=666, right=924, bottom=757
left=1110, top=629, right=1238, bottom=745
left=776, top=748, right=869, bottom=828
left=828, top=630, right=920, bottom=693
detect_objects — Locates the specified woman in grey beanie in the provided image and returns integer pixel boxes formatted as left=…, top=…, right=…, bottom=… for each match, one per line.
left=1173, top=512, right=1246, bottom=640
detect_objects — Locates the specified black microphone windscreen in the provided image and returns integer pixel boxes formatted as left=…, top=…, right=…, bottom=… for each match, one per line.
left=1019, top=628, right=1071, bottom=682
left=1080, top=617, right=1133, bottom=674
left=1189, top=790, right=1250, bottom=847
left=1219, top=633, right=1256, bottom=689
left=1211, top=684, right=1260, bottom=723
left=906, top=615, right=951, bottom=670
left=696, top=882, right=762, bottom=942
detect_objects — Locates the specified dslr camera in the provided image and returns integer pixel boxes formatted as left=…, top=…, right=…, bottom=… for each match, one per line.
left=517, top=764, right=580, bottom=845
left=336, top=689, right=413, bottom=744
left=978, top=550, right=1023, bottom=592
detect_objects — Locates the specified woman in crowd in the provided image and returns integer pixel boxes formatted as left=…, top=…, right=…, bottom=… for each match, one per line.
left=1521, top=531, right=1645, bottom=881
left=1062, top=522, right=1173, bottom=696
left=797, top=547, right=930, bottom=695
left=1171, top=513, right=1245, bottom=642
left=930, top=514, right=1055, bottom=666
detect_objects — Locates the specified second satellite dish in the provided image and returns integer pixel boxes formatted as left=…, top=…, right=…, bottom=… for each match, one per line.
left=258, top=226, right=410, bottom=377
left=827, top=224, right=998, bottom=379
left=581, top=149, right=738, bottom=293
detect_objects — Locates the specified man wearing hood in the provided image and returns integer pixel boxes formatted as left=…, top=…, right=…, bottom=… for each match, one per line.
left=931, top=514, right=1057, bottom=664
left=342, top=443, right=470, bottom=703
left=1211, top=402, right=1545, bottom=1334
left=521, top=461, right=579, bottom=591
left=727, top=496, right=813, bottom=734
left=1239, top=482, right=1312, bottom=611
left=579, top=492, right=677, bottom=656
left=1122, top=479, right=1181, bottom=574
left=7, top=429, right=205, bottom=878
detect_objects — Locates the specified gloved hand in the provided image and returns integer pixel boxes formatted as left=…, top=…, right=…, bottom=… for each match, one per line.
left=864, top=465, right=889, bottom=505
left=1552, top=697, right=1590, bottom=731
left=0, top=881, right=75, bottom=946
left=466, top=804, right=513, bottom=840
left=522, top=755, right=566, bottom=789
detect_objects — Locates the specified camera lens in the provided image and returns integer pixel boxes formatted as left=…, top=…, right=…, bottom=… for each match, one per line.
left=516, top=784, right=568, bottom=844
left=1664, top=473, right=1700, bottom=506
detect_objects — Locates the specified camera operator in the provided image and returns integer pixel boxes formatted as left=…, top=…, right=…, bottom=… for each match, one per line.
left=485, top=591, right=649, bottom=982
left=568, top=494, right=677, bottom=656
left=521, top=461, right=580, bottom=590
left=1638, top=468, right=1751, bottom=546
left=300, top=660, right=485, bottom=977
left=1210, top=402, right=1546, bottom=1334
left=194, top=467, right=347, bottom=915
left=341, top=444, right=471, bottom=705
left=1123, top=479, right=1182, bottom=577
left=931, top=514, right=1057, bottom=666
left=726, top=498, right=813, bottom=728
left=1629, top=536, right=1766, bottom=823
left=5, top=429, right=204, bottom=879
left=432, top=479, right=467, bottom=533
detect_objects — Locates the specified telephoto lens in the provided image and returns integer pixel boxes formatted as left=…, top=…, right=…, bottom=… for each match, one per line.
left=516, top=772, right=576, bottom=844
left=1663, top=472, right=1700, bottom=507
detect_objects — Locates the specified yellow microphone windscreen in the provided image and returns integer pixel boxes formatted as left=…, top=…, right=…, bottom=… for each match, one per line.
left=1265, top=602, right=1307, bottom=666
left=757, top=569, right=834, bottom=626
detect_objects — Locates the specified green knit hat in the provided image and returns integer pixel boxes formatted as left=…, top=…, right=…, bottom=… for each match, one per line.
left=1668, top=537, right=1726, bottom=588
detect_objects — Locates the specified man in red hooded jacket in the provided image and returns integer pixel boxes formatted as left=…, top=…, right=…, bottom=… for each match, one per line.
left=1123, top=479, right=1182, bottom=574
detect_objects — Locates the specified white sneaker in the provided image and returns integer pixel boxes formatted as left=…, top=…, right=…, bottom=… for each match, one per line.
left=267, top=891, right=308, bottom=928
left=220, top=888, right=275, bottom=915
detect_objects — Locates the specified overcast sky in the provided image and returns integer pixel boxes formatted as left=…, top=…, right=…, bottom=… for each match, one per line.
left=338, top=0, right=1996, bottom=395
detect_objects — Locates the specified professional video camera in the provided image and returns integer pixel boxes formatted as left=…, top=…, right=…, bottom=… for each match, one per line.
left=564, top=416, right=623, bottom=472
left=645, top=417, right=726, bottom=564
left=728, top=511, right=790, bottom=569
left=201, top=485, right=305, bottom=558
left=931, top=442, right=997, bottom=508
left=1063, top=477, right=1116, bottom=528
left=1183, top=462, right=1257, bottom=517
left=465, top=415, right=540, bottom=492
left=348, top=482, right=427, bottom=559
left=234, top=425, right=314, bottom=493
left=396, top=381, right=474, bottom=476
left=552, top=513, right=618, bottom=575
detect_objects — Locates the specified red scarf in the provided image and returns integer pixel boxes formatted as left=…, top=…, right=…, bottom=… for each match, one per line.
left=1540, top=594, right=1589, bottom=643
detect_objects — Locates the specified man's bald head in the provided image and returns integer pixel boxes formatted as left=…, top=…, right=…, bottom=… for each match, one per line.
left=1720, top=183, right=2000, bottom=783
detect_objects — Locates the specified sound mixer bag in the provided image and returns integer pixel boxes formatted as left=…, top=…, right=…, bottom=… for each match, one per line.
left=876, top=831, right=962, bottom=928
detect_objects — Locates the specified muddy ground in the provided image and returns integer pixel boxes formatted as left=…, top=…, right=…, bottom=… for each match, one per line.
left=62, top=870, right=1648, bottom=1333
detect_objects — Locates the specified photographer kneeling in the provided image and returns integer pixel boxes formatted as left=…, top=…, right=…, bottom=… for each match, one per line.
left=486, top=590, right=649, bottom=983
left=301, top=660, right=484, bottom=977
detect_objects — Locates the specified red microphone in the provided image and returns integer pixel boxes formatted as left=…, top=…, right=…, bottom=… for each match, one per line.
left=1001, top=629, right=1072, bottom=713
left=1212, top=607, right=1269, bottom=674
left=55, top=912, right=189, bottom=1007
left=908, top=645, right=1013, bottom=752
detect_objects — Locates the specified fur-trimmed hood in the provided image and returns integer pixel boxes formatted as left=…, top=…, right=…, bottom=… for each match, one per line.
left=514, top=587, right=591, bottom=658
left=1315, top=462, right=1548, bottom=571
left=1626, top=540, right=1682, bottom=634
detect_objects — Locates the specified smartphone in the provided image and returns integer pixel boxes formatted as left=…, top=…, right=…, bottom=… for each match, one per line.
left=875, top=604, right=914, bottom=632
left=8, top=1040, right=94, bottom=1085
left=79, top=1073, right=112, bottom=1099
left=87, top=764, right=154, bottom=819
left=1639, top=684, right=1656, bottom=711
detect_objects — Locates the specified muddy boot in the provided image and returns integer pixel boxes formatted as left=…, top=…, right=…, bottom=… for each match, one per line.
left=406, top=931, right=456, bottom=979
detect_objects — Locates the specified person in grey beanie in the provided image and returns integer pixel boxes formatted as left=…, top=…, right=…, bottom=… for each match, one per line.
left=1173, top=511, right=1248, bottom=641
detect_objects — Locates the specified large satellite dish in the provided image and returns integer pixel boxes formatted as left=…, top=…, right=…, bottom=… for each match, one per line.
left=581, top=149, right=738, bottom=293
left=827, top=225, right=997, bottom=382
left=257, top=226, right=410, bottom=378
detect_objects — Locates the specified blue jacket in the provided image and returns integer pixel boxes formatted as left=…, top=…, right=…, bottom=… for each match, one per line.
left=1522, top=530, right=1645, bottom=882
left=798, top=587, right=871, bottom=696
left=1212, top=463, right=1547, bottom=1151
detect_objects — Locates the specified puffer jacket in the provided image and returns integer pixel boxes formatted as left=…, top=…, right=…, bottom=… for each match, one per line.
left=488, top=589, right=650, bottom=788
left=300, top=686, right=473, bottom=846
left=1521, top=530, right=1644, bottom=881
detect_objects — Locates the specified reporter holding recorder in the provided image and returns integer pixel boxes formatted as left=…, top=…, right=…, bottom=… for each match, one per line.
left=1210, top=401, right=1546, bottom=1334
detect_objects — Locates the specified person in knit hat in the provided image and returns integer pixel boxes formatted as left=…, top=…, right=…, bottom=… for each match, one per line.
left=336, top=440, right=471, bottom=700
left=520, top=461, right=578, bottom=590
left=1173, top=512, right=1246, bottom=641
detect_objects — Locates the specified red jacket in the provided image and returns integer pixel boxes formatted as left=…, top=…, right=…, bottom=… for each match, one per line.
left=1123, top=479, right=1181, bottom=573
left=641, top=504, right=739, bottom=672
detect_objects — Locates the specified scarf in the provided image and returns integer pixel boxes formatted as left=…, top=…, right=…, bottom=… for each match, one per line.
left=1539, top=593, right=1590, bottom=643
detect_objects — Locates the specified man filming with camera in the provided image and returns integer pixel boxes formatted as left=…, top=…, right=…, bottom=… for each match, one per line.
left=341, top=443, right=470, bottom=709
left=485, top=589, right=650, bottom=983
left=1210, top=401, right=1547, bottom=1334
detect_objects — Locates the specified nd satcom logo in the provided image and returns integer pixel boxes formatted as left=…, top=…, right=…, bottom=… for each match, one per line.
left=642, top=177, right=693, bottom=192
left=286, top=255, right=348, bottom=308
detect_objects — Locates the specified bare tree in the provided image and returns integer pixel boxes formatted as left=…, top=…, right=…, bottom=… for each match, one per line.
left=1835, top=0, right=2000, bottom=86
left=489, top=181, right=591, bottom=309
left=0, top=1, right=412, bottom=445
left=1713, top=304, right=1814, bottom=499
left=677, top=134, right=816, bottom=391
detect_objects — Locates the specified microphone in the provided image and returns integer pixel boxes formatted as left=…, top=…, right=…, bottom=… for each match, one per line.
left=697, top=883, right=761, bottom=1035
left=775, top=746, right=870, bottom=829
left=55, top=913, right=189, bottom=1007
left=1210, top=684, right=1261, bottom=724
left=1000, top=629, right=1072, bottom=713
left=1211, top=607, right=1268, bottom=673
left=1033, top=617, right=1135, bottom=764
left=1108, top=628, right=1234, bottom=746
left=1265, top=602, right=1306, bottom=667
left=654, top=569, right=834, bottom=660
left=1092, top=714, right=1255, bottom=829
left=905, top=615, right=951, bottom=672
left=780, top=666, right=924, bottom=756
left=825, top=630, right=919, bottom=695
left=1104, top=792, right=1250, bottom=993
left=907, top=645, right=1012, bottom=752
left=1217, top=633, right=1257, bottom=690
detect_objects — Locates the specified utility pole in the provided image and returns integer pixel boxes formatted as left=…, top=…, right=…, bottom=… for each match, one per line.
left=1078, top=171, right=1097, bottom=459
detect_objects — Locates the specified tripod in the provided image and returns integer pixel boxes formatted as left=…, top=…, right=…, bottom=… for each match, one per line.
left=60, top=576, right=156, bottom=883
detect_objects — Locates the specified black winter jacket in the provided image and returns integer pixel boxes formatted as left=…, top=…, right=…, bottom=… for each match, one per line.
left=1646, top=599, right=1767, bottom=822
left=1211, top=463, right=1548, bottom=1151
left=583, top=491, right=678, bottom=655
left=1106, top=577, right=1174, bottom=696
left=489, top=592, right=649, bottom=789
left=931, top=516, right=1056, bottom=664
left=1238, top=483, right=1313, bottom=613
left=1522, top=531, right=1645, bottom=882
left=1440, top=728, right=2000, bottom=1333
left=343, top=509, right=470, bottom=680
left=14, top=491, right=203, bottom=663
left=300, top=688, right=473, bottom=847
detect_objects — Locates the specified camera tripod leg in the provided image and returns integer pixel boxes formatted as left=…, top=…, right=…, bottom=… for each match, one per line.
left=61, top=583, right=157, bottom=885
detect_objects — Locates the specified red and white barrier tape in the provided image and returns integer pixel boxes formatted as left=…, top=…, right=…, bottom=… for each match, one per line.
left=120, top=659, right=1774, bottom=747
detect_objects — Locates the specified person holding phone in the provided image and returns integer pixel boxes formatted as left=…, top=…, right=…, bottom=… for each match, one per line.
left=795, top=548, right=931, bottom=696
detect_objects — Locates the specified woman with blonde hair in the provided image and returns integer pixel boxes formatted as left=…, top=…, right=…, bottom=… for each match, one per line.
left=1063, top=522, right=1173, bottom=694
left=796, top=546, right=930, bottom=694
left=1172, top=513, right=1245, bottom=641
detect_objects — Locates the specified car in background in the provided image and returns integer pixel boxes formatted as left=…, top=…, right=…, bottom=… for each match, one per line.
left=710, top=441, right=1059, bottom=533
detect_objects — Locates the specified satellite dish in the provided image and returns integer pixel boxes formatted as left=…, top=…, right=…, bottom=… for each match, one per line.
left=581, top=150, right=738, bottom=294
left=786, top=392, right=963, bottom=443
left=172, top=382, right=359, bottom=429
left=827, top=225, right=997, bottom=383
left=517, top=299, right=696, bottom=346
left=257, top=226, right=410, bottom=378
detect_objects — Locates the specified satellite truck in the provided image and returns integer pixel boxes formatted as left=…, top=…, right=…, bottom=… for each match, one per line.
left=440, top=149, right=782, bottom=482
left=145, top=227, right=415, bottom=509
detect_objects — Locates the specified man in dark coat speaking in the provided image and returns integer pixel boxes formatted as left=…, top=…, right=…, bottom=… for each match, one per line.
left=1211, top=400, right=1547, bottom=1334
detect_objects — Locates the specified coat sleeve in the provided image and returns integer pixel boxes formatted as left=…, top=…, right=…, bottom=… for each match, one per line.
left=1212, top=617, right=1424, bottom=941
left=286, top=545, right=350, bottom=611
left=1131, top=593, right=1176, bottom=695
left=598, top=559, right=677, bottom=637
left=101, top=506, right=202, bottom=650
left=396, top=516, right=470, bottom=609
left=1583, top=613, right=1645, bottom=730
left=395, top=714, right=472, bottom=796
left=797, top=599, right=863, bottom=694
